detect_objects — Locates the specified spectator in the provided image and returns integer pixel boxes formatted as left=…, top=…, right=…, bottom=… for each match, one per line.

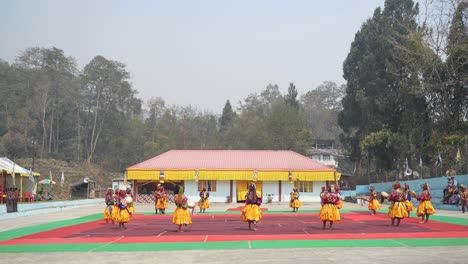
left=451, top=177, right=458, bottom=188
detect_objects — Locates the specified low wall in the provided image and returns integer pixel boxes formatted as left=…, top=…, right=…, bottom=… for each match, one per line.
left=0, top=199, right=103, bottom=220
left=355, top=174, right=468, bottom=211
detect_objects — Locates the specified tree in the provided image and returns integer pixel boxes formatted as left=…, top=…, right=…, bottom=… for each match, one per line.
left=219, top=100, right=235, bottom=133
left=14, top=47, right=79, bottom=158
left=145, top=97, right=166, bottom=142
left=284, top=82, right=299, bottom=109
left=339, top=0, right=428, bottom=175
left=80, top=55, right=141, bottom=164
left=301, top=81, right=345, bottom=141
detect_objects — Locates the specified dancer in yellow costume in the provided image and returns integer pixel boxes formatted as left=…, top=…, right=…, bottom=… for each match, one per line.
left=289, top=187, right=301, bottom=212
left=242, top=183, right=262, bottom=230
left=155, top=184, right=168, bottom=214
left=126, top=188, right=135, bottom=215
left=103, top=188, right=114, bottom=223
left=334, top=185, right=343, bottom=209
left=417, top=182, right=435, bottom=223
left=116, top=190, right=131, bottom=229
left=111, top=189, right=119, bottom=223
left=367, top=186, right=380, bottom=215
left=319, top=186, right=340, bottom=229
left=404, top=184, right=414, bottom=217
left=198, top=187, right=210, bottom=213
left=387, top=182, right=408, bottom=227
left=172, top=186, right=192, bottom=232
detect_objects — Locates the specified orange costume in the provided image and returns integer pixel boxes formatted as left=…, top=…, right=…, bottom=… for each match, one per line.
left=242, top=183, right=262, bottom=230
left=416, top=183, right=435, bottom=223
left=387, top=182, right=408, bottom=226
left=198, top=188, right=210, bottom=213
left=172, top=186, right=192, bottom=232
left=289, top=187, right=301, bottom=212
left=155, top=185, right=168, bottom=214
left=367, top=186, right=380, bottom=214
left=319, top=186, right=340, bottom=229
left=103, top=188, right=114, bottom=223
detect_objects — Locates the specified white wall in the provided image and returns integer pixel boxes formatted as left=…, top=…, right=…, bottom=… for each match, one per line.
left=169, top=180, right=327, bottom=204
left=279, top=180, right=326, bottom=203
left=184, top=180, right=231, bottom=203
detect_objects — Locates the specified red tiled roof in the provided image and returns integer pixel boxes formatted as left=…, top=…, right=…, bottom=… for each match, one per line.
left=128, top=150, right=333, bottom=171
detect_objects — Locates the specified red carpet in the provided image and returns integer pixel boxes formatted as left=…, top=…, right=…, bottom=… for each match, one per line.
left=2, top=211, right=468, bottom=246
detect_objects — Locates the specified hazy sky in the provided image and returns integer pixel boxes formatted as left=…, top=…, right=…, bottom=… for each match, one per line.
left=1, top=0, right=386, bottom=114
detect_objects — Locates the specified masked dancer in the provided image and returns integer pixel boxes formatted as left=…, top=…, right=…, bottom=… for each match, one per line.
left=155, top=184, right=168, bottom=214
left=334, top=185, right=343, bottom=210
left=116, top=190, right=131, bottom=229
left=173, top=186, right=192, bottom=232
left=104, top=188, right=114, bottom=224
left=242, top=183, right=262, bottom=230
left=417, top=182, right=435, bottom=223
left=387, top=182, right=408, bottom=227
left=367, top=186, right=380, bottom=215
left=126, top=188, right=135, bottom=216
left=111, top=189, right=119, bottom=223
left=404, top=184, right=414, bottom=217
left=460, top=185, right=467, bottom=213
left=290, top=187, right=301, bottom=212
left=319, top=186, right=340, bottom=229
left=198, top=187, right=210, bottom=213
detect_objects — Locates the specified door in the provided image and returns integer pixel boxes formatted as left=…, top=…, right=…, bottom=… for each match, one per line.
left=236, top=181, right=262, bottom=202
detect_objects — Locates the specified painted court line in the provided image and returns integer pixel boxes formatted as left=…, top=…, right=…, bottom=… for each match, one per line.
left=90, top=236, right=124, bottom=252
left=156, top=231, right=167, bottom=237
left=390, top=239, right=410, bottom=247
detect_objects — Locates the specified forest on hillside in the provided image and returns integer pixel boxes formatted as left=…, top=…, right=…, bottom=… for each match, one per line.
left=0, top=0, right=467, bottom=186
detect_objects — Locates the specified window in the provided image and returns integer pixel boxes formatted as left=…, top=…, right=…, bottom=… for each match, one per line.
left=323, top=155, right=331, bottom=161
left=294, top=181, right=313, bottom=192
left=198, top=180, right=216, bottom=192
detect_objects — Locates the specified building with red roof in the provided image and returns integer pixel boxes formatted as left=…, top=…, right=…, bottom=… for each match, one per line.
left=127, top=150, right=340, bottom=204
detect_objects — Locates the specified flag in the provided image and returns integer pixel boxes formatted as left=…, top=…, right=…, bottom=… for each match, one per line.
left=456, top=148, right=462, bottom=162
left=435, top=153, right=442, bottom=167
left=60, top=171, right=65, bottom=186
left=12, top=164, right=16, bottom=187
left=29, top=168, right=35, bottom=183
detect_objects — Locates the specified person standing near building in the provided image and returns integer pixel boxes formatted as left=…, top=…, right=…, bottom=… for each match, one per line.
left=242, top=183, right=262, bottom=230
left=417, top=182, right=435, bottom=223
left=387, top=182, right=408, bottom=227
left=367, top=186, right=380, bottom=215
left=319, top=186, right=340, bottom=229
left=198, top=187, right=210, bottom=213
left=289, top=187, right=301, bottom=212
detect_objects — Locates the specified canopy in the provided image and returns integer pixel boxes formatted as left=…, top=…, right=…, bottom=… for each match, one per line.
left=0, top=157, right=40, bottom=176
left=0, top=157, right=40, bottom=197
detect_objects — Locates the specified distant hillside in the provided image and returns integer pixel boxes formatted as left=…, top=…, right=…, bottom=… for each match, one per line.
left=15, top=158, right=121, bottom=200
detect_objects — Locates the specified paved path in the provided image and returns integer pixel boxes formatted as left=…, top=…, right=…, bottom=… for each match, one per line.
left=1, top=201, right=468, bottom=263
